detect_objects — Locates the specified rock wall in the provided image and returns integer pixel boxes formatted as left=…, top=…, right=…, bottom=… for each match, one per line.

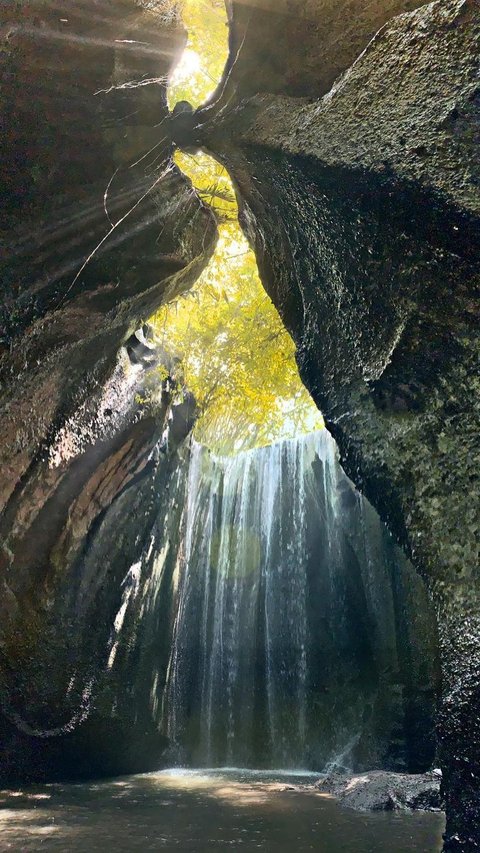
left=1, top=1, right=478, bottom=848
left=183, top=1, right=479, bottom=849
left=0, top=341, right=195, bottom=781
left=0, top=0, right=216, bottom=779
left=222, top=0, right=427, bottom=100
left=1, top=1, right=215, bottom=515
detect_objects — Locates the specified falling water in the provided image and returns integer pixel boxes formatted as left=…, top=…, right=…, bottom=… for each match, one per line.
left=160, top=430, right=437, bottom=771
left=164, top=434, right=318, bottom=766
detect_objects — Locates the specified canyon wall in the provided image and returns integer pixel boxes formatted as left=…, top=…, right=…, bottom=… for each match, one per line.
left=0, top=0, right=216, bottom=778
left=1, top=1, right=479, bottom=849
left=185, top=1, right=479, bottom=848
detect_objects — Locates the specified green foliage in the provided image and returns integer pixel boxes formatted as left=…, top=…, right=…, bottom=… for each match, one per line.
left=168, top=0, right=228, bottom=108
left=151, top=153, right=323, bottom=454
left=156, top=2, right=323, bottom=453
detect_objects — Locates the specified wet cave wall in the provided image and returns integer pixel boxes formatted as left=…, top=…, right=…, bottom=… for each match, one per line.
left=1, top=0, right=216, bottom=514
left=0, top=351, right=196, bottom=782
left=183, top=0, right=479, bottom=848
left=0, top=0, right=216, bottom=779
left=0, top=1, right=478, bottom=850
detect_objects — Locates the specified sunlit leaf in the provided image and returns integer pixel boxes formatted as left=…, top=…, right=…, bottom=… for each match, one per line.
left=151, top=152, right=323, bottom=454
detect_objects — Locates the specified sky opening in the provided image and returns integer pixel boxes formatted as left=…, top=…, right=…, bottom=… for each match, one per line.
left=151, top=1, right=323, bottom=455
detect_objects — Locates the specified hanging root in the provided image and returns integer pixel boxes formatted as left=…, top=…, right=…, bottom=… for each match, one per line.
left=57, top=160, right=175, bottom=309
left=94, top=76, right=169, bottom=96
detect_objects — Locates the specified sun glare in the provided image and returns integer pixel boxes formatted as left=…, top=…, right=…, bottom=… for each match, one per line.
left=167, top=0, right=229, bottom=109
left=168, top=48, right=201, bottom=96
left=155, top=1, right=324, bottom=454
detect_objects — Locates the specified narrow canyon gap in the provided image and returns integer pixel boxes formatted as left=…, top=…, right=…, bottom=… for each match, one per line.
left=1, top=2, right=479, bottom=853
left=176, top=2, right=479, bottom=848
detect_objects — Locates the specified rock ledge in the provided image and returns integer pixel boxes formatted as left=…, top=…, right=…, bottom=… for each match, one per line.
left=316, top=770, right=443, bottom=812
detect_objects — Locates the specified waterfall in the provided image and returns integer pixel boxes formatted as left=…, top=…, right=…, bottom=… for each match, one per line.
left=159, top=430, right=437, bottom=771
left=164, top=432, right=328, bottom=766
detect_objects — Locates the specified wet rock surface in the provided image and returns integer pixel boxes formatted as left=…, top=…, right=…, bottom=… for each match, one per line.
left=0, top=335, right=196, bottom=783
left=317, top=769, right=443, bottom=812
left=1, top=0, right=216, bottom=514
left=195, top=1, right=480, bottom=849
left=1, top=0, right=479, bottom=849
left=0, top=1, right=215, bottom=782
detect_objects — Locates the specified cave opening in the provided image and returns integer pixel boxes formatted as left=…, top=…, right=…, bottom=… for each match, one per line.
left=156, top=0, right=323, bottom=455
left=142, top=0, right=439, bottom=780
left=2, top=0, right=478, bottom=849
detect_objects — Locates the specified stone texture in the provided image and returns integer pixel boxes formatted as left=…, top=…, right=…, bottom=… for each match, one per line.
left=0, top=334, right=196, bottom=782
left=316, top=769, right=443, bottom=812
left=0, top=0, right=216, bottom=780
left=1, top=2, right=478, bottom=849
left=221, top=0, right=427, bottom=100
left=188, top=1, right=480, bottom=849
left=0, top=0, right=216, bottom=513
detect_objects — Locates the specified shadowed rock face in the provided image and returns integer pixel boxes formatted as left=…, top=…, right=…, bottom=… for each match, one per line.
left=1, top=1, right=216, bottom=512
left=0, top=0, right=478, bottom=848
left=0, top=338, right=196, bottom=781
left=0, top=1, right=216, bottom=778
left=187, top=1, right=479, bottom=849
left=222, top=0, right=427, bottom=100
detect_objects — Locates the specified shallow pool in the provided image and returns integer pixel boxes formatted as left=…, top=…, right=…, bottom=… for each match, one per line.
left=0, top=767, right=445, bottom=852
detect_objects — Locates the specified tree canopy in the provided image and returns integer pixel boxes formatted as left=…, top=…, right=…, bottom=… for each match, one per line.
left=153, top=2, right=323, bottom=454
left=168, top=0, right=228, bottom=108
left=151, top=153, right=323, bottom=455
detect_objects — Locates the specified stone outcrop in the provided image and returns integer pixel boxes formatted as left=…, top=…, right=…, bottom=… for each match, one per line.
left=1, top=1, right=215, bottom=514
left=316, top=769, right=443, bottom=812
left=182, top=1, right=479, bottom=849
left=1, top=0, right=479, bottom=849
left=0, top=337, right=195, bottom=781
left=0, top=0, right=216, bottom=779
left=221, top=0, right=426, bottom=100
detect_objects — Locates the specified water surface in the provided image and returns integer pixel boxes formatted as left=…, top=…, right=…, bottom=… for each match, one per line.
left=0, top=767, right=444, bottom=852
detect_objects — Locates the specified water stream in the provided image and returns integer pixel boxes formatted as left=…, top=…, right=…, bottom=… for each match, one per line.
left=159, top=431, right=437, bottom=772
left=0, top=768, right=445, bottom=852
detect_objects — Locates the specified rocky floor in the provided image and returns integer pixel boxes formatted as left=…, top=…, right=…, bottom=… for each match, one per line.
left=316, top=770, right=443, bottom=812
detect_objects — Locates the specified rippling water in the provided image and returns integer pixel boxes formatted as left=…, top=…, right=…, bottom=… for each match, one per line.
left=0, top=768, right=444, bottom=852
